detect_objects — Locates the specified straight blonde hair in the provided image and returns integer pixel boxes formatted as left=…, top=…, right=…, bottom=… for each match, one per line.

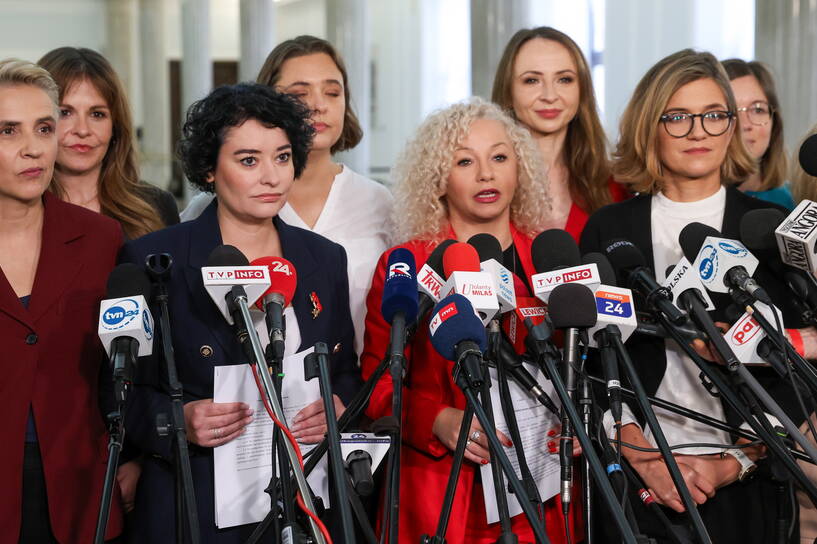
left=0, top=58, right=59, bottom=106
left=613, top=49, right=755, bottom=194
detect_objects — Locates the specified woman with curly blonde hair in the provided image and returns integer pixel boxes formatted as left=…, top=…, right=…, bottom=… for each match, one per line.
left=361, top=98, right=576, bottom=543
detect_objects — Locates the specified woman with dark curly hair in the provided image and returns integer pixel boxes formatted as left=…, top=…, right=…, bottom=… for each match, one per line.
left=118, top=82, right=361, bottom=543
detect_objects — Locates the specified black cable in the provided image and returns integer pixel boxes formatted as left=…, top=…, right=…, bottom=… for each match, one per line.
left=612, top=439, right=763, bottom=453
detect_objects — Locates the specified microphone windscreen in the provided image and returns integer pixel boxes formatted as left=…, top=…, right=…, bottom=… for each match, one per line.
left=382, top=248, right=419, bottom=324
left=467, top=233, right=503, bottom=263
left=679, top=222, right=720, bottom=263
left=426, top=239, right=456, bottom=277
left=531, top=229, right=580, bottom=272
left=724, top=304, right=744, bottom=324
left=428, top=294, right=487, bottom=360
left=602, top=238, right=646, bottom=286
left=442, top=242, right=481, bottom=278
left=207, top=244, right=249, bottom=266
left=106, top=263, right=152, bottom=299
left=740, top=208, right=785, bottom=252
left=800, top=133, right=817, bottom=177
left=251, top=256, right=298, bottom=307
left=582, top=252, right=616, bottom=286
left=548, top=283, right=598, bottom=329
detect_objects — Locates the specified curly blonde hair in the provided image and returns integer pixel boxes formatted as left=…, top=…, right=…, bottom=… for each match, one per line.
left=391, top=98, right=550, bottom=244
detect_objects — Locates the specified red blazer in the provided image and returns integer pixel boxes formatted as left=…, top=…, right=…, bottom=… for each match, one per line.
left=0, top=193, right=124, bottom=543
left=564, top=177, right=631, bottom=242
left=361, top=224, right=578, bottom=544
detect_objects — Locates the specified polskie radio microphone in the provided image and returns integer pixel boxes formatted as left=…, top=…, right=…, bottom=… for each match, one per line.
left=251, top=256, right=297, bottom=363
left=530, top=229, right=600, bottom=302
left=770, top=199, right=817, bottom=276
left=428, top=294, right=488, bottom=387
left=417, top=239, right=456, bottom=312
left=467, top=233, right=516, bottom=313
left=441, top=242, right=499, bottom=324
left=679, top=222, right=772, bottom=305
left=382, top=248, right=419, bottom=360
left=547, top=282, right=597, bottom=517
left=800, top=133, right=817, bottom=177
left=581, top=252, right=637, bottom=347
left=98, top=263, right=155, bottom=403
left=723, top=300, right=784, bottom=365
left=202, top=245, right=270, bottom=325
left=603, top=238, right=686, bottom=324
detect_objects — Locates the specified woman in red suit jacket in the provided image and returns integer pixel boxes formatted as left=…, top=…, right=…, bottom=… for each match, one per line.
left=361, top=98, right=579, bottom=543
left=492, top=26, right=629, bottom=241
left=0, top=59, right=123, bottom=543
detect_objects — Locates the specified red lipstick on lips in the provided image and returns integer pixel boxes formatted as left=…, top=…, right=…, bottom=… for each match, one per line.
left=474, top=189, right=500, bottom=204
left=535, top=109, right=562, bottom=120
left=312, top=122, right=328, bottom=133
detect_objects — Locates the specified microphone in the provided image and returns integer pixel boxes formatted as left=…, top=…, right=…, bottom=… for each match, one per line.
left=382, top=248, right=420, bottom=362
left=467, top=233, right=516, bottom=313
left=530, top=229, right=600, bottom=302
left=679, top=222, right=772, bottom=305
left=800, top=133, right=817, bottom=177
left=496, top=336, right=560, bottom=415
left=770, top=199, right=817, bottom=276
left=428, top=294, right=489, bottom=386
left=251, top=257, right=297, bottom=363
left=723, top=301, right=785, bottom=365
left=417, top=239, right=457, bottom=316
left=202, top=245, right=270, bottom=324
left=547, top=282, right=598, bottom=516
left=440, top=243, right=499, bottom=324
left=633, top=312, right=708, bottom=343
left=97, top=263, right=155, bottom=404
left=581, top=252, right=638, bottom=348
left=603, top=238, right=686, bottom=324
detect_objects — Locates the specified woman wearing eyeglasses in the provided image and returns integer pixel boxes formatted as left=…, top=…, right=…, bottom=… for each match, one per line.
left=722, top=59, right=795, bottom=209
left=581, top=49, right=805, bottom=543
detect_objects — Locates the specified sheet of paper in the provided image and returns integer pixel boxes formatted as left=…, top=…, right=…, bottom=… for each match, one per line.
left=212, top=347, right=328, bottom=529
left=479, top=364, right=562, bottom=524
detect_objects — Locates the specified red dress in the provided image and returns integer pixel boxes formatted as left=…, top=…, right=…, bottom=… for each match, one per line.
left=564, top=178, right=631, bottom=242
left=361, top=224, right=580, bottom=544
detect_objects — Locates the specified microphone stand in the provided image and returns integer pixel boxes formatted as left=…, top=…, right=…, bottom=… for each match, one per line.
left=304, top=343, right=356, bottom=543
left=598, top=326, right=712, bottom=544
left=384, top=312, right=407, bottom=544
left=577, top=348, right=595, bottom=544
left=226, top=286, right=325, bottom=544
left=525, top=320, right=638, bottom=544
left=145, top=254, right=201, bottom=544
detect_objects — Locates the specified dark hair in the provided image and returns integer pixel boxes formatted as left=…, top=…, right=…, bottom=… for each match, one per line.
left=256, top=35, right=362, bottom=153
left=38, top=47, right=164, bottom=238
left=721, top=58, right=787, bottom=191
left=178, top=83, right=314, bottom=193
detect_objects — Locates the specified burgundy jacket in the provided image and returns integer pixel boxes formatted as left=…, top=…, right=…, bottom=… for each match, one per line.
left=0, top=193, right=124, bottom=543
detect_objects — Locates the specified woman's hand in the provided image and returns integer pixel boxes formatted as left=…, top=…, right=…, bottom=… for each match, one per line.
left=691, top=321, right=730, bottom=363
left=291, top=395, right=346, bottom=444
left=545, top=425, right=583, bottom=457
left=432, top=407, right=513, bottom=465
left=183, top=399, right=253, bottom=447
left=676, top=454, right=741, bottom=490
left=116, top=459, right=142, bottom=513
left=629, top=457, right=716, bottom=512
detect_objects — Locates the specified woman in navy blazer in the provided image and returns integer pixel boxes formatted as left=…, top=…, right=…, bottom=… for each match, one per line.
left=119, top=83, right=360, bottom=543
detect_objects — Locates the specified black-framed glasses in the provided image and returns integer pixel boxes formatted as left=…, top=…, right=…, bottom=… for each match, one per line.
left=736, top=102, right=774, bottom=126
left=659, top=110, right=734, bottom=138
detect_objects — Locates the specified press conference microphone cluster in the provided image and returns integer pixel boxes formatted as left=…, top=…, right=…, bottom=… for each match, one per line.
left=97, top=263, right=155, bottom=404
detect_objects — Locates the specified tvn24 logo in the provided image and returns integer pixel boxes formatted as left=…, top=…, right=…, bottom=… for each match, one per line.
left=101, top=298, right=152, bottom=339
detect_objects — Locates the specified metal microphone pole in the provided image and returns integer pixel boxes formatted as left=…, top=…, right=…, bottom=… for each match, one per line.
left=145, top=254, right=201, bottom=544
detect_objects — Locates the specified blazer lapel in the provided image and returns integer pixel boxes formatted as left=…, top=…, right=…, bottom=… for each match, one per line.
left=26, top=194, right=85, bottom=325
left=629, top=194, right=655, bottom=270
left=276, top=217, right=322, bottom=352
left=182, top=200, right=237, bottom=355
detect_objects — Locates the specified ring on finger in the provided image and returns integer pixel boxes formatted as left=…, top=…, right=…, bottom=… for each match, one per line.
left=212, top=427, right=222, bottom=438
left=470, top=430, right=481, bottom=441
left=466, top=439, right=472, bottom=447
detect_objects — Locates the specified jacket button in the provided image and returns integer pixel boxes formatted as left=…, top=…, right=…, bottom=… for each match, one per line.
left=25, top=333, right=38, bottom=345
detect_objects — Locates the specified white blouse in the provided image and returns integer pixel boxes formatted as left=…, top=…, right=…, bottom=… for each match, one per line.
left=180, top=165, right=394, bottom=357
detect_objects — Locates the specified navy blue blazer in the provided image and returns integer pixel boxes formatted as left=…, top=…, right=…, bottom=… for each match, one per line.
left=119, top=200, right=361, bottom=543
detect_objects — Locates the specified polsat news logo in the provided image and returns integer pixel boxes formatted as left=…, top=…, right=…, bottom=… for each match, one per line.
left=206, top=269, right=266, bottom=280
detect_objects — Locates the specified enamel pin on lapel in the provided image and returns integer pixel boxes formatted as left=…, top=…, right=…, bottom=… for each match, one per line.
left=310, top=291, right=323, bottom=319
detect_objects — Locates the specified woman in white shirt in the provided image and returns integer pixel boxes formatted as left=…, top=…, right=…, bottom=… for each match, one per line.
left=182, top=36, right=393, bottom=356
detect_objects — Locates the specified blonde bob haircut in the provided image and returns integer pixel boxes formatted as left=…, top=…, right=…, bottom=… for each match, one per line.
left=0, top=58, right=59, bottom=107
left=613, top=49, right=756, bottom=194
left=391, top=97, right=550, bottom=244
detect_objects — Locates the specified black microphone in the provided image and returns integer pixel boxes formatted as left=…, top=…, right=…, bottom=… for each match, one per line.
left=548, top=282, right=598, bottom=516
left=532, top=228, right=582, bottom=271
left=496, top=337, right=559, bottom=415
left=679, top=222, right=772, bottom=305
left=346, top=450, right=374, bottom=497
left=603, top=238, right=686, bottom=324
left=633, top=312, right=708, bottom=342
left=800, top=133, right=817, bottom=177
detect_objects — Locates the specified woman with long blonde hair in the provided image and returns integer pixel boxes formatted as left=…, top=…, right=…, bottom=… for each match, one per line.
left=38, top=47, right=178, bottom=239
left=361, top=97, right=580, bottom=543
left=492, top=26, right=629, bottom=241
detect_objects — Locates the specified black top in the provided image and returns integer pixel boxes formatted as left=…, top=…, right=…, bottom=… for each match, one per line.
left=136, top=182, right=180, bottom=232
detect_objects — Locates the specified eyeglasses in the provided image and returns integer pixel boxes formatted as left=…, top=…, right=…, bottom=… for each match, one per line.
left=659, top=110, right=734, bottom=138
left=736, top=102, right=774, bottom=126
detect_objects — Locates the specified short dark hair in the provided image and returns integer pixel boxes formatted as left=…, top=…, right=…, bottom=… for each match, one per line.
left=178, top=83, right=314, bottom=193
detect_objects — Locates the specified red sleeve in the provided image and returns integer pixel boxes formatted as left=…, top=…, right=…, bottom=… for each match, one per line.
left=607, top=176, right=632, bottom=203
left=361, top=245, right=451, bottom=457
